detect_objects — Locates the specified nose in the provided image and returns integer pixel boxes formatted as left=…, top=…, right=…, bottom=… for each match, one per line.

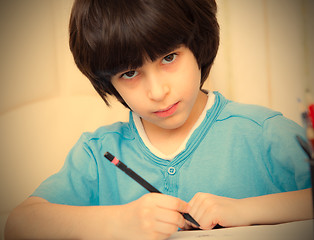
left=146, top=73, right=170, bottom=101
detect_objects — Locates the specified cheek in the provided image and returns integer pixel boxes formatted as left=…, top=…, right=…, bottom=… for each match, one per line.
left=117, top=90, right=146, bottom=113
left=112, top=81, right=149, bottom=115
left=176, top=67, right=201, bottom=93
left=112, top=81, right=133, bottom=101
left=178, top=57, right=201, bottom=82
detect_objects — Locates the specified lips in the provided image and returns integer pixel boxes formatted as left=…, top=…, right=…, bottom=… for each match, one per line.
left=153, top=102, right=179, bottom=118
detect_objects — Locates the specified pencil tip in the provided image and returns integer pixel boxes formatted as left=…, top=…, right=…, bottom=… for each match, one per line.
left=104, top=151, right=114, bottom=161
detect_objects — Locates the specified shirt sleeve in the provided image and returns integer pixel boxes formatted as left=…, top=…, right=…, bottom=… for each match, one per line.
left=31, top=134, right=99, bottom=206
left=262, top=114, right=311, bottom=191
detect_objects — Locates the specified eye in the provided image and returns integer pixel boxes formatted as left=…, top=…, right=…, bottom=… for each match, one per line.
left=161, top=53, right=177, bottom=64
left=121, top=70, right=138, bottom=79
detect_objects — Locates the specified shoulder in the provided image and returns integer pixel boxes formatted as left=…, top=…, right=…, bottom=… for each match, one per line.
left=79, top=120, right=135, bottom=146
left=217, top=100, right=282, bottom=127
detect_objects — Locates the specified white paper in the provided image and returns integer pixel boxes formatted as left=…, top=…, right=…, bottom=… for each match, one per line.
left=168, top=220, right=313, bottom=240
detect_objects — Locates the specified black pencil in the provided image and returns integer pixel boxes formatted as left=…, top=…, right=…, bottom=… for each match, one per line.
left=104, top=151, right=200, bottom=227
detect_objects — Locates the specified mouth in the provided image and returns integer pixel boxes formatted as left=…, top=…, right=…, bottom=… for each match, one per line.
left=153, top=102, right=179, bottom=118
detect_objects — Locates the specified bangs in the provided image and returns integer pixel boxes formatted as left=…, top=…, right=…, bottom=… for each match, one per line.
left=70, top=0, right=219, bottom=107
left=94, top=0, right=195, bottom=77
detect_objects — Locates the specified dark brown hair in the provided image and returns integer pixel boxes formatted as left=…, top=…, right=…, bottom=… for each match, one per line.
left=69, top=0, right=219, bottom=108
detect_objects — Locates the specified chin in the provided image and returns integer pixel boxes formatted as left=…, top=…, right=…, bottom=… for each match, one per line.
left=161, top=118, right=188, bottom=130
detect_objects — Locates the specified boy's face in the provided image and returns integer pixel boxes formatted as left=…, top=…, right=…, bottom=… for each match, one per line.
left=111, top=46, right=203, bottom=131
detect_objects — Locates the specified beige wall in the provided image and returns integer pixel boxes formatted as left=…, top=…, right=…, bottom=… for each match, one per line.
left=210, top=0, right=314, bottom=124
left=0, top=0, right=97, bottom=113
left=0, top=0, right=313, bottom=226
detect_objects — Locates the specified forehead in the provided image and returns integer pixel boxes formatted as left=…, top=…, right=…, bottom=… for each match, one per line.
left=96, top=1, right=194, bottom=76
left=115, top=45, right=187, bottom=76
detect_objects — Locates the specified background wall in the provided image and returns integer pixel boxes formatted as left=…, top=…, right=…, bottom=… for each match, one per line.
left=211, top=0, right=314, bottom=122
left=1, top=0, right=313, bottom=124
left=0, top=0, right=313, bottom=237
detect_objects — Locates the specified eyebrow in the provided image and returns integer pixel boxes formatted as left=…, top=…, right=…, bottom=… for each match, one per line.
left=109, top=46, right=184, bottom=79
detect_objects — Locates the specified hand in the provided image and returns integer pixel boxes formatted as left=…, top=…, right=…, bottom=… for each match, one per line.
left=183, top=192, right=247, bottom=230
left=114, top=193, right=190, bottom=240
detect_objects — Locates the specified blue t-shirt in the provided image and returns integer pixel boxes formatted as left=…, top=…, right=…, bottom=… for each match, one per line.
left=31, top=92, right=311, bottom=206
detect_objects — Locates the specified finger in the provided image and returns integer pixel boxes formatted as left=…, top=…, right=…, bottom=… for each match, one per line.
left=154, top=194, right=190, bottom=213
left=188, top=192, right=204, bottom=213
left=154, top=219, right=180, bottom=236
left=181, top=221, right=194, bottom=230
left=183, top=219, right=200, bottom=230
left=189, top=193, right=218, bottom=229
left=154, top=207, right=186, bottom=228
left=188, top=192, right=200, bottom=206
left=189, top=193, right=207, bottom=220
left=197, top=207, right=217, bottom=230
left=193, top=197, right=223, bottom=230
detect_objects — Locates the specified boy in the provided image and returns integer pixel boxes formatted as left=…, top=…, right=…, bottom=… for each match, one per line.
left=5, top=0, right=313, bottom=239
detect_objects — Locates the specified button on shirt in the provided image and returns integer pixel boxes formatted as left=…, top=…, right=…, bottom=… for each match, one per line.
left=168, top=167, right=176, bottom=175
